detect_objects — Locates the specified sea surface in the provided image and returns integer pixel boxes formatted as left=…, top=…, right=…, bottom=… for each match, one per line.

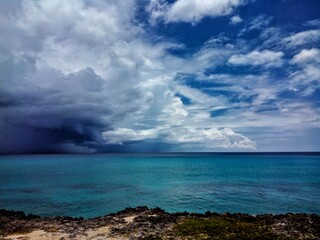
left=0, top=153, right=319, bottom=218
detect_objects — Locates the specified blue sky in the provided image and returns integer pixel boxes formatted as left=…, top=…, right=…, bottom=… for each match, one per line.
left=0, top=0, right=319, bottom=153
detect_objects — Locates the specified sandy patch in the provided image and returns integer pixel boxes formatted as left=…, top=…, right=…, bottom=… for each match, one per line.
left=4, top=226, right=128, bottom=240
left=123, top=215, right=136, bottom=223
left=4, top=230, right=68, bottom=240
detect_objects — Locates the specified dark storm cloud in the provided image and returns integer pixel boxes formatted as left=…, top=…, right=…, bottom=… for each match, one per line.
left=0, top=54, right=140, bottom=153
left=0, top=0, right=148, bottom=153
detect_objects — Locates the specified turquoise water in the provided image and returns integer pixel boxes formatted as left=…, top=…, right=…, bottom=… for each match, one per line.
left=0, top=154, right=319, bottom=218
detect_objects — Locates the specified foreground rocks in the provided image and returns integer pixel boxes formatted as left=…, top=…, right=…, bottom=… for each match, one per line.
left=0, top=207, right=319, bottom=239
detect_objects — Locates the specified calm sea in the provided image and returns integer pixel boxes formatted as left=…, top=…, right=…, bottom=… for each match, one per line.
left=0, top=153, right=319, bottom=218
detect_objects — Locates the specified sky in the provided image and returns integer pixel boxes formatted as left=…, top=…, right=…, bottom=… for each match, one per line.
left=0, top=0, right=320, bottom=153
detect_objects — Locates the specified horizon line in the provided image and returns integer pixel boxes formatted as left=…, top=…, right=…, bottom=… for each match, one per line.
left=1, top=151, right=320, bottom=156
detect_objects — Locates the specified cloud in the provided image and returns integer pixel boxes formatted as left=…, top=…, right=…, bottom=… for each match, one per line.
left=239, top=15, right=272, bottom=35
left=291, top=48, right=320, bottom=65
left=165, top=127, right=256, bottom=149
left=288, top=49, right=320, bottom=96
left=230, top=15, right=242, bottom=25
left=103, top=126, right=256, bottom=150
left=193, top=70, right=320, bottom=136
left=304, top=18, right=320, bottom=27
left=282, top=30, right=320, bottom=48
left=228, top=50, right=284, bottom=67
left=259, top=27, right=285, bottom=49
left=148, top=0, right=244, bottom=24
left=103, top=128, right=159, bottom=145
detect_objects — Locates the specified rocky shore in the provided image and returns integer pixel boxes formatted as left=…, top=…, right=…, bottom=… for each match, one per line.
left=1, top=207, right=319, bottom=239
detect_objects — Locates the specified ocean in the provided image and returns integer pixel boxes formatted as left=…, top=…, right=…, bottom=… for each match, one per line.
left=0, top=153, right=319, bottom=218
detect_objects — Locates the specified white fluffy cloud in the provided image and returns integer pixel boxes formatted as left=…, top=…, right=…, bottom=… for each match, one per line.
left=228, top=50, right=284, bottom=67
left=230, top=15, right=242, bottom=25
left=103, top=128, right=160, bottom=145
left=291, top=48, right=320, bottom=65
left=103, top=126, right=256, bottom=149
left=289, top=48, right=320, bottom=96
left=283, top=30, right=320, bottom=48
left=148, top=0, right=244, bottom=24
left=165, top=127, right=255, bottom=149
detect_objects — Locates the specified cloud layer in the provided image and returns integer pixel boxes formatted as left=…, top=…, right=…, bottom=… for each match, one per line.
left=1, top=0, right=319, bottom=153
left=0, top=0, right=256, bottom=153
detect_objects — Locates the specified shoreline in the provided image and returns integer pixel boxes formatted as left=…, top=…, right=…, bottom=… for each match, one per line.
left=1, top=207, right=319, bottom=239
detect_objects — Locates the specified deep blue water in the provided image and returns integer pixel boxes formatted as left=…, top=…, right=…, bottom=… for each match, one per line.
left=0, top=154, right=319, bottom=218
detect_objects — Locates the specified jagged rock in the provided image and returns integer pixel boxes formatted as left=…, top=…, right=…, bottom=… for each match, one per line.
left=0, top=207, right=319, bottom=239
